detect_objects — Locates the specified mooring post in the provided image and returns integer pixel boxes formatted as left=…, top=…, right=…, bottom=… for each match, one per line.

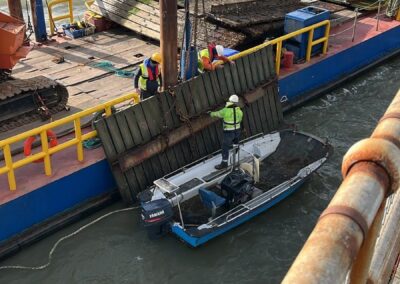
left=30, top=0, right=47, bottom=42
left=7, top=0, right=24, bottom=21
left=351, top=8, right=358, bottom=42
left=160, top=0, right=178, bottom=90
left=376, top=0, right=382, bottom=31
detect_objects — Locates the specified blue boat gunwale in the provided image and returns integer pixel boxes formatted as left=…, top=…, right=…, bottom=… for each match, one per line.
left=171, top=179, right=307, bottom=247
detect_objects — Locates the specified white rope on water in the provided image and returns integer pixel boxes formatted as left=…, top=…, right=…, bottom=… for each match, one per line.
left=0, top=206, right=140, bottom=271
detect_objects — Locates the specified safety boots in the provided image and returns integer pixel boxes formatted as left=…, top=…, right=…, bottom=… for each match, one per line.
left=215, top=161, right=228, bottom=170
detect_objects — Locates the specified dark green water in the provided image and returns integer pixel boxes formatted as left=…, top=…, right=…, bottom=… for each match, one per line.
left=0, top=56, right=399, bottom=283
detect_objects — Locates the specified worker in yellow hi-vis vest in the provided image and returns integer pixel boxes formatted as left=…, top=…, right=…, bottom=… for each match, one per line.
left=134, top=52, right=162, bottom=101
left=210, top=94, right=243, bottom=170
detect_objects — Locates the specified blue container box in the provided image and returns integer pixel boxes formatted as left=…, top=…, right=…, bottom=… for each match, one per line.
left=284, top=6, right=330, bottom=61
left=62, top=23, right=95, bottom=39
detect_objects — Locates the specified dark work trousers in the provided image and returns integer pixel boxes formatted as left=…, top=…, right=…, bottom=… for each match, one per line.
left=140, top=89, right=157, bottom=101
left=140, top=79, right=159, bottom=101
left=221, top=129, right=241, bottom=161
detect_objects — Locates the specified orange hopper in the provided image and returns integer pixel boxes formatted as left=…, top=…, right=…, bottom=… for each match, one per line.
left=0, top=12, right=31, bottom=69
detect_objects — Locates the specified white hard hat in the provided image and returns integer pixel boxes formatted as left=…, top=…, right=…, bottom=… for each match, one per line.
left=215, top=45, right=224, bottom=56
left=229, top=94, right=239, bottom=103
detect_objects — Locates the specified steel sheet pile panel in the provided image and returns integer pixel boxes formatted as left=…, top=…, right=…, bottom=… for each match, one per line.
left=95, top=45, right=282, bottom=203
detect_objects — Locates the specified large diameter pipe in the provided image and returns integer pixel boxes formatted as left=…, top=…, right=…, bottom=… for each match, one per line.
left=160, top=0, right=178, bottom=90
left=118, top=83, right=275, bottom=171
left=349, top=203, right=385, bottom=283
left=368, top=192, right=400, bottom=283
left=119, top=115, right=219, bottom=171
left=7, top=0, right=24, bottom=21
left=283, top=162, right=389, bottom=283
left=364, top=89, right=400, bottom=283
left=283, top=89, right=400, bottom=283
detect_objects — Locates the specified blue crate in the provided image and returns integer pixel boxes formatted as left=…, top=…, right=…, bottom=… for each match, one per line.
left=284, top=6, right=330, bottom=61
left=62, top=23, right=95, bottom=39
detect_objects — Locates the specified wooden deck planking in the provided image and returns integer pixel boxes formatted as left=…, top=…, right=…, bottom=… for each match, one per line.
left=13, top=30, right=154, bottom=78
left=90, top=1, right=161, bottom=40
left=4, top=29, right=158, bottom=141
left=90, top=0, right=247, bottom=49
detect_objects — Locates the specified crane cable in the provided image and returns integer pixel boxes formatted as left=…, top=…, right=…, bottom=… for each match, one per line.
left=24, top=0, right=34, bottom=41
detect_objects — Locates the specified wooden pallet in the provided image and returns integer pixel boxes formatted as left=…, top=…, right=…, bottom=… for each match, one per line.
left=89, top=0, right=247, bottom=48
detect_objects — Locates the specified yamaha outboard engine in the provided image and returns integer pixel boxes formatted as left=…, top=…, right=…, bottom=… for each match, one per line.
left=221, top=170, right=254, bottom=209
left=140, top=198, right=173, bottom=239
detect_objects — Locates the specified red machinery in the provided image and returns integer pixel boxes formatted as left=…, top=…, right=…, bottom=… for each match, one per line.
left=0, top=12, right=68, bottom=132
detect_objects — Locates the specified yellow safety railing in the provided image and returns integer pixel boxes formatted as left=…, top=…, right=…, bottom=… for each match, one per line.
left=217, top=20, right=331, bottom=76
left=0, top=93, right=139, bottom=191
left=47, top=0, right=74, bottom=35
left=0, top=20, right=331, bottom=191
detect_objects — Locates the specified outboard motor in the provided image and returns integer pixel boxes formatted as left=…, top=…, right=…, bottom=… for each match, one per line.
left=221, top=170, right=254, bottom=209
left=140, top=198, right=173, bottom=239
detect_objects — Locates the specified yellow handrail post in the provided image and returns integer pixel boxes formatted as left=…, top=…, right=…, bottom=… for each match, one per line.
left=40, top=130, right=52, bottom=176
left=105, top=106, right=113, bottom=116
left=0, top=92, right=135, bottom=191
left=3, top=144, right=16, bottom=191
left=275, top=41, right=282, bottom=75
left=323, top=21, right=330, bottom=54
left=74, top=118, right=84, bottom=162
left=47, top=0, right=74, bottom=35
left=133, top=92, right=140, bottom=104
left=306, top=29, right=315, bottom=62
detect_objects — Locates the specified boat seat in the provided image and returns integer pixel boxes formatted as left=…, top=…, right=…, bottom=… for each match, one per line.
left=199, top=188, right=226, bottom=218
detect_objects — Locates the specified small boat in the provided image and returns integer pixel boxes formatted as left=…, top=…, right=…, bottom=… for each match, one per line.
left=138, top=130, right=332, bottom=247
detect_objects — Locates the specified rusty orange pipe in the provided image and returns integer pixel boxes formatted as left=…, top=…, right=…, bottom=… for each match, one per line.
left=118, top=114, right=219, bottom=172
left=283, top=89, right=400, bottom=283
left=117, top=82, right=275, bottom=172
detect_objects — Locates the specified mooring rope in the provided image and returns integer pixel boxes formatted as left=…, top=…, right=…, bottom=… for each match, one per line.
left=0, top=206, right=140, bottom=271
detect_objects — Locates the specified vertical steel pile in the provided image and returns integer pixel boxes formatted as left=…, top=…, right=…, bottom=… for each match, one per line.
left=7, top=0, right=24, bottom=21
left=283, top=88, right=400, bottom=284
left=160, top=0, right=178, bottom=89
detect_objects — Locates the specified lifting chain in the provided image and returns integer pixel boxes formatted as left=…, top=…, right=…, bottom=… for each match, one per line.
left=202, top=0, right=209, bottom=46
left=24, top=0, right=34, bottom=41
left=33, top=88, right=51, bottom=121
left=171, top=89, right=200, bottom=160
